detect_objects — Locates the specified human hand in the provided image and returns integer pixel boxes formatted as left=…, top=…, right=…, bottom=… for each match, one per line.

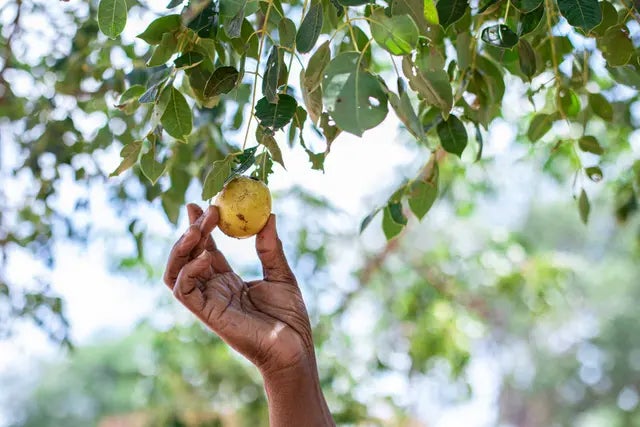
left=163, top=204, right=314, bottom=376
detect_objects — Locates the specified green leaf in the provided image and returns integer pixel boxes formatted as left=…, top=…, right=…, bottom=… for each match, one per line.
left=585, top=166, right=603, bottom=182
left=527, top=112, right=555, bottom=142
left=578, top=189, right=590, bottom=224
left=255, top=94, right=298, bottom=130
left=322, top=52, right=389, bottom=136
left=304, top=41, right=331, bottom=92
left=481, top=24, right=519, bottom=48
left=557, top=0, right=601, bottom=31
left=402, top=56, right=452, bottom=117
left=98, top=0, right=127, bottom=39
left=388, top=201, right=408, bottom=225
left=147, top=32, right=178, bottom=67
left=382, top=205, right=405, bottom=239
left=360, top=208, right=382, bottom=233
left=588, top=93, right=613, bottom=121
left=408, top=163, right=438, bottom=219
left=370, top=7, right=419, bottom=55
left=252, top=152, right=274, bottom=183
left=597, top=25, right=633, bottom=67
left=511, top=0, right=542, bottom=12
left=161, top=87, right=193, bottom=141
left=592, top=1, right=618, bottom=36
left=337, top=0, right=370, bottom=6
left=174, top=51, right=204, bottom=69
left=436, top=0, right=468, bottom=29
left=296, top=2, right=323, bottom=53
left=188, top=65, right=239, bottom=102
left=391, top=0, right=439, bottom=38
left=202, top=157, right=233, bottom=200
left=225, top=2, right=246, bottom=38
left=263, top=46, right=280, bottom=103
left=119, top=85, right=146, bottom=104
left=437, top=115, right=467, bottom=157
left=140, top=140, right=167, bottom=185
left=384, top=78, right=426, bottom=143
left=518, top=5, right=544, bottom=35
left=259, top=134, right=286, bottom=168
left=578, top=135, right=604, bottom=155
left=167, top=0, right=183, bottom=8
left=557, top=88, right=581, bottom=118
left=278, top=18, right=296, bottom=46
left=478, top=0, right=501, bottom=14
left=319, top=112, right=341, bottom=144
left=231, top=146, right=258, bottom=176
left=518, top=39, right=537, bottom=80
left=137, top=15, right=181, bottom=44
left=110, top=140, right=142, bottom=177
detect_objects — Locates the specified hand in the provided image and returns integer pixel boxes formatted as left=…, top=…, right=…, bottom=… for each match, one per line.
left=163, top=204, right=314, bottom=376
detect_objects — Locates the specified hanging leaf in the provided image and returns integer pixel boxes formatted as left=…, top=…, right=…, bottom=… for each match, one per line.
left=262, top=46, right=280, bottom=103
left=255, top=94, right=298, bottom=130
left=167, top=0, right=184, bottom=8
left=253, top=152, right=274, bottom=183
left=391, top=0, right=439, bottom=38
left=98, top=0, right=128, bottom=39
left=382, top=205, right=405, bottom=239
left=202, top=157, right=234, bottom=199
left=278, top=18, right=296, bottom=47
left=304, top=41, right=331, bottom=92
left=188, top=65, right=239, bottom=101
left=408, top=162, right=438, bottom=219
left=137, top=15, right=181, bottom=44
left=585, top=166, right=603, bottom=182
left=578, top=135, right=604, bottom=155
left=110, top=140, right=142, bottom=177
left=597, top=25, right=633, bottom=67
left=481, top=24, right=519, bottom=49
left=370, top=7, right=419, bottom=55
left=437, top=115, right=468, bottom=157
left=296, top=2, right=323, bottom=53
left=436, top=0, right=468, bottom=29
left=337, top=0, right=370, bottom=6
left=517, top=5, right=544, bottom=35
left=259, top=134, right=286, bottom=168
left=557, top=88, right=581, bottom=118
left=147, top=32, right=178, bottom=67
left=527, top=112, right=556, bottom=142
left=160, top=87, right=193, bottom=141
left=301, top=69, right=323, bottom=124
left=557, top=0, right=601, bottom=31
left=360, top=208, right=382, bottom=234
left=402, top=56, right=452, bottom=117
left=383, top=78, right=426, bottom=143
left=588, top=93, right=613, bottom=121
left=319, top=112, right=341, bottom=144
left=323, top=52, right=389, bottom=136
left=225, top=1, right=246, bottom=38
left=518, top=39, right=537, bottom=80
left=592, top=1, right=618, bottom=36
left=231, top=146, right=258, bottom=176
left=140, top=139, right=167, bottom=184
left=174, top=51, right=204, bottom=69
left=578, top=189, right=590, bottom=224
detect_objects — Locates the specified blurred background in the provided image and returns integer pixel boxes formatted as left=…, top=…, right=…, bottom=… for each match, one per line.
left=1, top=0, right=640, bottom=426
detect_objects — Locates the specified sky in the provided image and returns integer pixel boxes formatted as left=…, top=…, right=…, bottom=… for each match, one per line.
left=0, top=0, right=554, bottom=425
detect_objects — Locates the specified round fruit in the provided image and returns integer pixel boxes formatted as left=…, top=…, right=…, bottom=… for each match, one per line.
left=215, top=176, right=272, bottom=239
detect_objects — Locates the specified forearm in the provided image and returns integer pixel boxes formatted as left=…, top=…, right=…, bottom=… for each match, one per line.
left=262, top=359, right=335, bottom=427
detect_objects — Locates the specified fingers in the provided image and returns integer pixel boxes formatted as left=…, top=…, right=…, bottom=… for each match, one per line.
left=173, top=250, right=214, bottom=309
left=163, top=224, right=201, bottom=289
left=256, top=215, right=296, bottom=283
left=187, top=204, right=233, bottom=274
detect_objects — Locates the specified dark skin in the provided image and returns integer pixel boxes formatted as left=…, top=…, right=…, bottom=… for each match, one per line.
left=164, top=204, right=335, bottom=427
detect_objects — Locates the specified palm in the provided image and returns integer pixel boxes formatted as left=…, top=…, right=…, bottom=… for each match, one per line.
left=164, top=204, right=313, bottom=373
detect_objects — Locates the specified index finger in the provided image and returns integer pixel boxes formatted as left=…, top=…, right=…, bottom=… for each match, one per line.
left=163, top=224, right=202, bottom=289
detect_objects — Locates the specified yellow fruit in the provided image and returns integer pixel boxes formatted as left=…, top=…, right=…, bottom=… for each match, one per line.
left=215, top=176, right=272, bottom=239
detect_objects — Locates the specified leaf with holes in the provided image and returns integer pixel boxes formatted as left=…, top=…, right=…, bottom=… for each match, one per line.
left=137, top=14, right=181, bottom=44
left=402, top=56, right=452, bottom=117
left=296, top=2, right=323, bottom=53
left=255, top=95, right=298, bottom=130
left=98, top=0, right=128, bottom=39
left=323, top=52, right=389, bottom=136
left=481, top=24, right=519, bottom=49
left=263, top=46, right=280, bottom=103
left=437, top=115, right=467, bottom=157
left=557, top=0, right=601, bottom=31
left=161, top=87, right=193, bottom=141
left=202, top=157, right=234, bottom=200
left=370, top=7, right=419, bottom=55
left=436, top=0, right=468, bottom=29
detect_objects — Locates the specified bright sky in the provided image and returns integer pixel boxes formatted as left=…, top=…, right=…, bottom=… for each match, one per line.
left=0, top=1, right=535, bottom=425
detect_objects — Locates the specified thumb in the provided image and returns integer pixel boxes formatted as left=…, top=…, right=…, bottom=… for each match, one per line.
left=255, top=215, right=296, bottom=284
